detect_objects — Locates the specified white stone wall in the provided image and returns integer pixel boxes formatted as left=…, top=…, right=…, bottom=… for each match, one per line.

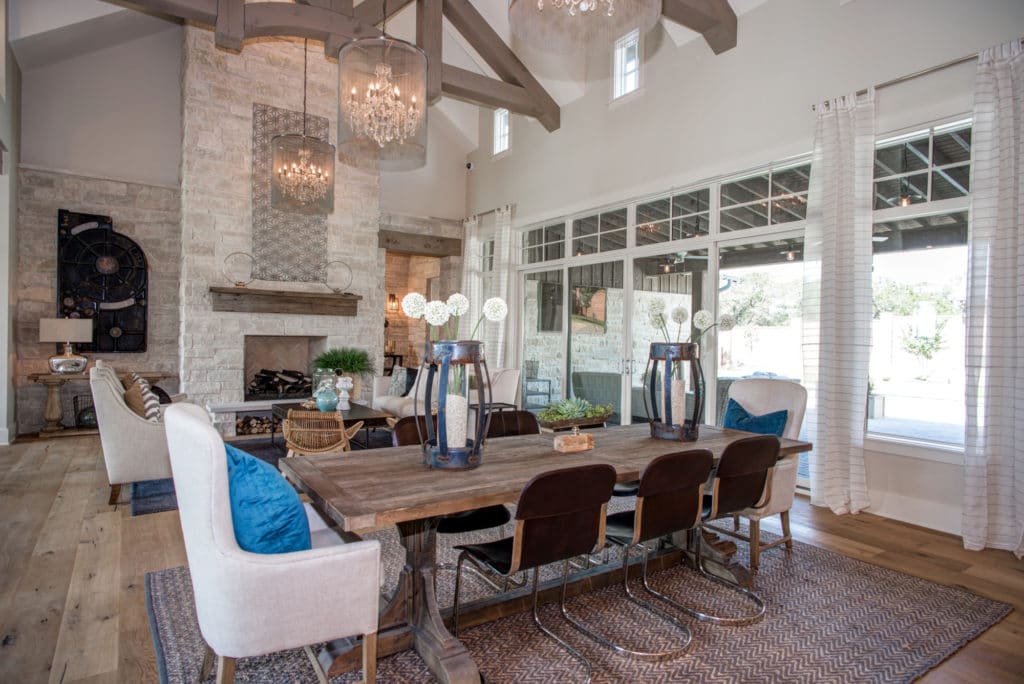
left=179, top=28, right=384, bottom=416
left=14, top=168, right=181, bottom=433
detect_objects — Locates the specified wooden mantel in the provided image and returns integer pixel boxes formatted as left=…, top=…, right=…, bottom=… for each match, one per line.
left=209, top=286, right=361, bottom=316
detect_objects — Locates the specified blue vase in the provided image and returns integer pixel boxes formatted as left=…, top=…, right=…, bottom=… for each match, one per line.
left=314, top=387, right=339, bottom=412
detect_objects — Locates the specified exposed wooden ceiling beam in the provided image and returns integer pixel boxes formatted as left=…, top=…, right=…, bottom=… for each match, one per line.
left=661, top=0, right=737, bottom=54
left=441, top=65, right=538, bottom=118
left=215, top=0, right=244, bottom=51
left=353, top=0, right=417, bottom=26
left=417, top=0, right=443, bottom=103
left=115, top=0, right=217, bottom=25
left=441, top=0, right=560, bottom=131
left=243, top=2, right=376, bottom=42
left=326, top=0, right=415, bottom=56
left=114, top=0, right=562, bottom=132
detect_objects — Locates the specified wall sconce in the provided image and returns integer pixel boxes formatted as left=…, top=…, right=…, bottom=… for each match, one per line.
left=387, top=293, right=398, bottom=313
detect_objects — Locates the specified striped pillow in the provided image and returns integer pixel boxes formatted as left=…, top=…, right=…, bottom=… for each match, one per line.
left=129, top=372, right=162, bottom=423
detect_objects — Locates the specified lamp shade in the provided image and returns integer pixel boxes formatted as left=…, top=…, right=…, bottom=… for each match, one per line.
left=338, top=37, right=428, bottom=172
left=39, top=318, right=93, bottom=343
left=508, top=0, right=661, bottom=55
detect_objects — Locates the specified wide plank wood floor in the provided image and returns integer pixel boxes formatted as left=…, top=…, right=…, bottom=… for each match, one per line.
left=0, top=436, right=1021, bottom=683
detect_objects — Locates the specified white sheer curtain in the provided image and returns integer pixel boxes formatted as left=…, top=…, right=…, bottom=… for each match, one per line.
left=484, top=206, right=516, bottom=368
left=963, top=40, right=1024, bottom=557
left=460, top=214, right=482, bottom=339
left=802, top=91, right=875, bottom=514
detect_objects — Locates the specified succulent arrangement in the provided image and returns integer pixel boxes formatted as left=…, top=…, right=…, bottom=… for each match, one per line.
left=537, top=397, right=614, bottom=426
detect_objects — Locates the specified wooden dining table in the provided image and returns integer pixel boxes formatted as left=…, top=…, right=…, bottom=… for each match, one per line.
left=280, top=422, right=812, bottom=683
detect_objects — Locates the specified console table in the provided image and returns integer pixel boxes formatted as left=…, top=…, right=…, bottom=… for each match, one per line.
left=29, top=370, right=171, bottom=438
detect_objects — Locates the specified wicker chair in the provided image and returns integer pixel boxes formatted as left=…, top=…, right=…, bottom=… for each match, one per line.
left=282, top=409, right=364, bottom=458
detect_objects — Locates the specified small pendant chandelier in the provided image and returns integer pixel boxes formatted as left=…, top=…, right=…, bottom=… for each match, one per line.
left=508, top=0, right=661, bottom=54
left=337, top=0, right=427, bottom=171
left=271, top=39, right=335, bottom=215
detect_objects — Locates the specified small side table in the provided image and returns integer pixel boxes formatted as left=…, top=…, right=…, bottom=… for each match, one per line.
left=29, top=370, right=170, bottom=438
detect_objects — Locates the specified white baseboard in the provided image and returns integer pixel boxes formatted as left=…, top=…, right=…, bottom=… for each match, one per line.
left=0, top=426, right=12, bottom=446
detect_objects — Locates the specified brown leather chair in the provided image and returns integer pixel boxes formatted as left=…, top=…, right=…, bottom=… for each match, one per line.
left=453, top=464, right=616, bottom=682
left=667, top=434, right=778, bottom=625
left=571, top=449, right=714, bottom=660
left=485, top=410, right=540, bottom=439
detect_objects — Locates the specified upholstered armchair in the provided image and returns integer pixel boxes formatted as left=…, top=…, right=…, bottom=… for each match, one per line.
left=90, top=360, right=178, bottom=505
left=721, top=378, right=808, bottom=570
left=164, top=403, right=381, bottom=683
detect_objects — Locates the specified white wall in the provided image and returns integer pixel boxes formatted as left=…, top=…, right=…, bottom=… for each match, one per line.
left=20, top=24, right=182, bottom=187
left=8, top=0, right=118, bottom=42
left=467, top=0, right=1024, bottom=226
left=380, top=111, right=469, bottom=220
left=0, top=0, right=20, bottom=444
left=466, top=0, right=1024, bottom=536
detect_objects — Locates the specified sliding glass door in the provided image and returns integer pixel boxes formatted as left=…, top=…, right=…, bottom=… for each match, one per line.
left=521, top=269, right=564, bottom=411
left=567, top=260, right=626, bottom=425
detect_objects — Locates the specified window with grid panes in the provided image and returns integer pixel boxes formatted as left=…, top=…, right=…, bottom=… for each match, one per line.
left=572, top=208, right=627, bottom=255
left=636, top=188, right=710, bottom=246
left=612, top=30, right=640, bottom=100
left=720, top=164, right=811, bottom=232
left=873, top=120, right=971, bottom=209
left=522, top=223, right=565, bottom=264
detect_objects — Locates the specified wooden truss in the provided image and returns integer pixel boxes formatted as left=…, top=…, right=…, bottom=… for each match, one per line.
left=117, top=0, right=738, bottom=133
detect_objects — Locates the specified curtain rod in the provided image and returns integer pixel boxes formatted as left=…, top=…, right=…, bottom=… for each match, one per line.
left=810, top=50, right=978, bottom=111
left=470, top=203, right=516, bottom=220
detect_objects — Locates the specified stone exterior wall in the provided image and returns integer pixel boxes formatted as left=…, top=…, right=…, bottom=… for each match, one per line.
left=178, top=28, right=385, bottom=422
left=14, top=167, right=181, bottom=433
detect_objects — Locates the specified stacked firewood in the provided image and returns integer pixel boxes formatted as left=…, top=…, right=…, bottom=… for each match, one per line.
left=246, top=368, right=312, bottom=399
left=236, top=414, right=275, bottom=435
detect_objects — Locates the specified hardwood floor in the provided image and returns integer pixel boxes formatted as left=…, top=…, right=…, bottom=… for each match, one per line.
left=0, top=436, right=1020, bottom=683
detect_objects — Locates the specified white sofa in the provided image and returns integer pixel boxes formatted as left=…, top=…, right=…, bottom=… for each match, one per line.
left=164, top=403, right=381, bottom=682
left=372, top=367, right=521, bottom=418
left=90, top=360, right=182, bottom=505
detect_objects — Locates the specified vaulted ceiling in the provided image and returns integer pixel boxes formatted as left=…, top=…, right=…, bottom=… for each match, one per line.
left=9, top=0, right=768, bottom=153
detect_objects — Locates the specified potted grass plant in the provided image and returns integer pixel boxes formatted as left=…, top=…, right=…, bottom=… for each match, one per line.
left=313, top=347, right=375, bottom=401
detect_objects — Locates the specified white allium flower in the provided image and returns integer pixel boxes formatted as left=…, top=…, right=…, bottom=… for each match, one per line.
left=446, top=293, right=470, bottom=317
left=482, top=297, right=509, bottom=322
left=718, top=313, right=737, bottom=332
left=693, top=309, right=714, bottom=330
left=670, top=306, right=689, bottom=325
left=424, top=300, right=450, bottom=327
left=647, top=298, right=666, bottom=315
left=649, top=313, right=664, bottom=329
left=401, top=292, right=427, bottom=319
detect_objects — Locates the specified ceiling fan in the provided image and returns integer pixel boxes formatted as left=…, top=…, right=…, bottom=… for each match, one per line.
left=672, top=251, right=709, bottom=264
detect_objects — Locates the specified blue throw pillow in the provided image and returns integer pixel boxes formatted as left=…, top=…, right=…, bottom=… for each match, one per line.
left=225, top=444, right=311, bottom=554
left=722, top=399, right=788, bottom=437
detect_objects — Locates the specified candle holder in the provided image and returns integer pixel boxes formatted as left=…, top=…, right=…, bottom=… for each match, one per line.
left=414, top=340, right=492, bottom=470
left=644, top=342, right=705, bottom=441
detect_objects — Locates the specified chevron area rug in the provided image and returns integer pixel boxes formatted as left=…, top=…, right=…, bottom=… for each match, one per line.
left=145, top=518, right=1011, bottom=684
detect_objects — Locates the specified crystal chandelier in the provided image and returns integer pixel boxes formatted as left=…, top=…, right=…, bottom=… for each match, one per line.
left=539, top=0, right=615, bottom=16
left=509, top=0, right=661, bottom=54
left=337, top=3, right=427, bottom=172
left=271, top=40, right=335, bottom=214
left=342, top=60, right=422, bottom=148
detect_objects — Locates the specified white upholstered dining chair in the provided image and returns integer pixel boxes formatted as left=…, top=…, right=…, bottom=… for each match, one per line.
left=721, top=378, right=808, bottom=571
left=164, top=403, right=381, bottom=683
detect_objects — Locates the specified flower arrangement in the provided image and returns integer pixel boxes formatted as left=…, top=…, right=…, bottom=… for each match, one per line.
left=401, top=291, right=509, bottom=340
left=647, top=298, right=736, bottom=344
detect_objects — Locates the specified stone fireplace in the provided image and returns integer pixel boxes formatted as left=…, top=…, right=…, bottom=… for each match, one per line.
left=178, top=27, right=385, bottom=435
left=243, top=335, right=326, bottom=401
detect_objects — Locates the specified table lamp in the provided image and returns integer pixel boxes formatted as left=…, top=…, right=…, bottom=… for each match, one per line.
left=39, top=318, right=93, bottom=374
